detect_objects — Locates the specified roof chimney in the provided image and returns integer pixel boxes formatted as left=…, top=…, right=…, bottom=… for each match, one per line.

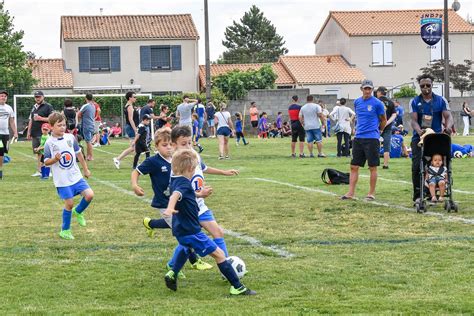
left=327, top=56, right=331, bottom=63
left=100, top=8, right=103, bottom=16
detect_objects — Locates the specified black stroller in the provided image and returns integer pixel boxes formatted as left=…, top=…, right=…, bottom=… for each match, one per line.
left=414, top=133, right=458, bottom=213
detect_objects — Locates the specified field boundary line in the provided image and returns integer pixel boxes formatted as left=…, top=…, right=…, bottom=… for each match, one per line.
left=251, top=177, right=474, bottom=225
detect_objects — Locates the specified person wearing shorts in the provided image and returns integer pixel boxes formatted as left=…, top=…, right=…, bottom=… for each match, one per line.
left=78, top=94, right=96, bottom=161
left=376, top=86, right=397, bottom=169
left=342, top=79, right=386, bottom=201
left=299, top=95, right=326, bottom=158
left=288, top=95, right=305, bottom=158
left=0, top=90, right=18, bottom=180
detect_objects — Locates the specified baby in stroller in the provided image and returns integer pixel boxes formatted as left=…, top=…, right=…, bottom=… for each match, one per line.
left=425, top=154, right=447, bottom=203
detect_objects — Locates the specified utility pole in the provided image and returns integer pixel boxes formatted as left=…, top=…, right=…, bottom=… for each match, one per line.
left=204, top=0, right=211, bottom=103
left=443, top=0, right=450, bottom=99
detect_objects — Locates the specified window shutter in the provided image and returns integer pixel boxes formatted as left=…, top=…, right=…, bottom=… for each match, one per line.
left=140, top=46, right=151, bottom=71
left=371, top=41, right=383, bottom=66
left=383, top=40, right=393, bottom=65
left=171, top=45, right=182, bottom=70
left=110, top=46, right=121, bottom=72
left=79, top=47, right=90, bottom=72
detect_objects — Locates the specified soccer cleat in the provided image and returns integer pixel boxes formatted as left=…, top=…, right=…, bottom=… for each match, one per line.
left=167, top=264, right=186, bottom=279
left=191, top=258, right=213, bottom=270
left=113, top=157, right=120, bottom=169
left=230, top=286, right=257, bottom=296
left=31, top=171, right=41, bottom=177
left=143, top=217, right=155, bottom=238
left=164, top=270, right=177, bottom=291
left=72, top=208, right=86, bottom=227
left=59, top=229, right=74, bottom=240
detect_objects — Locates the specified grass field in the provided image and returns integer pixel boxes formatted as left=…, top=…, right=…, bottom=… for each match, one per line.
left=1, top=135, right=474, bottom=314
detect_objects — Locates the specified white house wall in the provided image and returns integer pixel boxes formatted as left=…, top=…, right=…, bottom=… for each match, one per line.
left=61, top=39, right=199, bottom=93
left=315, top=18, right=351, bottom=59
left=303, top=83, right=362, bottom=99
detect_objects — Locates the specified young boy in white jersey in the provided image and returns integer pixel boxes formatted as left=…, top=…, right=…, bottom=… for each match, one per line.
left=44, top=112, right=94, bottom=240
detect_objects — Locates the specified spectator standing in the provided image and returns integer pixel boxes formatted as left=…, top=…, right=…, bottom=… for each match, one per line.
left=376, top=86, right=397, bottom=169
left=215, top=103, right=234, bottom=160
left=249, top=102, right=259, bottom=134
left=276, top=112, right=282, bottom=133
left=299, top=95, right=326, bottom=158
left=113, top=91, right=139, bottom=169
left=140, top=99, right=159, bottom=145
left=205, top=102, right=216, bottom=138
left=176, top=95, right=197, bottom=128
left=63, top=99, right=78, bottom=135
left=395, top=100, right=405, bottom=126
left=341, top=79, right=387, bottom=201
left=91, top=101, right=102, bottom=147
left=288, top=95, right=305, bottom=158
left=320, top=102, right=330, bottom=137
left=461, top=101, right=471, bottom=136
left=156, top=104, right=172, bottom=129
left=78, top=94, right=96, bottom=161
left=330, top=98, right=354, bottom=157
left=410, top=74, right=453, bottom=203
left=0, top=90, right=18, bottom=180
left=27, top=91, right=54, bottom=176
left=194, top=99, right=206, bottom=137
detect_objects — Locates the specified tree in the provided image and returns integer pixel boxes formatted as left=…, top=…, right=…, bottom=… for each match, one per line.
left=393, top=86, right=417, bottom=99
left=420, top=59, right=473, bottom=96
left=218, top=5, right=288, bottom=64
left=213, top=64, right=277, bottom=100
left=0, top=1, right=37, bottom=98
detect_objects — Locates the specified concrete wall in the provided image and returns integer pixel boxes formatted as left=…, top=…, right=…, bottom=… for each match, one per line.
left=62, top=39, right=199, bottom=93
left=302, top=83, right=362, bottom=99
left=315, top=18, right=351, bottom=59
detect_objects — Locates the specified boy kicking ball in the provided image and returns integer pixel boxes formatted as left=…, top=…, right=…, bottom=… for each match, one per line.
left=44, top=112, right=94, bottom=240
left=163, top=149, right=256, bottom=295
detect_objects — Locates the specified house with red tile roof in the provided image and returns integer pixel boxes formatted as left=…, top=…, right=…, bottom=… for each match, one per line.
left=30, top=59, right=73, bottom=94
left=314, top=9, right=474, bottom=97
left=57, top=14, right=199, bottom=94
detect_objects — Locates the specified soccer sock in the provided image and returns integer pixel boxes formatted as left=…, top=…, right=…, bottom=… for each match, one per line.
left=188, top=250, right=198, bottom=264
left=0, top=169, right=3, bottom=179
left=172, top=246, right=190, bottom=275
left=167, top=244, right=188, bottom=271
left=75, top=197, right=91, bottom=214
left=242, top=137, right=248, bottom=145
left=218, top=260, right=243, bottom=289
left=62, top=209, right=72, bottom=230
left=149, top=218, right=170, bottom=229
left=214, top=238, right=229, bottom=257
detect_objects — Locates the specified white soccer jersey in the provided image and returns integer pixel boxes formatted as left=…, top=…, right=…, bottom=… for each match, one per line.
left=44, top=133, right=83, bottom=187
left=0, top=104, right=15, bottom=135
left=191, top=156, right=209, bottom=216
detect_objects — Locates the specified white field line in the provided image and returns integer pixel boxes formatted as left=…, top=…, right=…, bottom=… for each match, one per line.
left=251, top=177, right=474, bottom=225
left=360, top=174, right=474, bottom=195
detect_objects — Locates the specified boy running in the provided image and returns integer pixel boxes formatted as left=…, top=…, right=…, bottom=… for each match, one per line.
left=44, top=112, right=94, bottom=240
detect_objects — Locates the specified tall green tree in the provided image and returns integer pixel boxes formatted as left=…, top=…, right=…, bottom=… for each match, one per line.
left=420, top=59, right=473, bottom=96
left=0, top=1, right=37, bottom=98
left=218, top=5, right=288, bottom=64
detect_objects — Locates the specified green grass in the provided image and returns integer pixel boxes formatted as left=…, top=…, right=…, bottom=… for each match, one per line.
left=1, top=135, right=474, bottom=314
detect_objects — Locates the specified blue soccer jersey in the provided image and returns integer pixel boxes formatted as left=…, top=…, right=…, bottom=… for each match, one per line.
left=354, top=96, right=385, bottom=139
left=170, top=175, right=201, bottom=237
left=235, top=119, right=243, bottom=132
left=409, top=93, right=449, bottom=141
left=136, top=153, right=171, bottom=208
left=389, top=134, right=404, bottom=158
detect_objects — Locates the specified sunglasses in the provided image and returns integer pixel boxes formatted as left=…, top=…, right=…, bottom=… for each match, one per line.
left=420, top=84, right=432, bottom=88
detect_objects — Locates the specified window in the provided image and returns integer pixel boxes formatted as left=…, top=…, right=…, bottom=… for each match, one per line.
left=372, top=40, right=393, bottom=66
left=78, top=46, right=120, bottom=72
left=140, top=45, right=182, bottom=71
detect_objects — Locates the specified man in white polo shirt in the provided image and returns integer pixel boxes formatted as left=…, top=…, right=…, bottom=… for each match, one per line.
left=0, top=90, right=18, bottom=179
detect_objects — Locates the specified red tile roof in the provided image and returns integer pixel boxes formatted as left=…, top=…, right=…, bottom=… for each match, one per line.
left=278, top=55, right=365, bottom=84
left=315, top=9, right=474, bottom=43
left=61, top=15, right=199, bottom=41
left=30, top=59, right=73, bottom=89
left=199, top=63, right=295, bottom=89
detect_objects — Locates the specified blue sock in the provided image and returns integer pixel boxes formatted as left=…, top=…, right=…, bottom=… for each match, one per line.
left=41, top=166, right=46, bottom=178
left=150, top=219, right=170, bottom=229
left=75, top=197, right=91, bottom=214
left=214, top=238, right=229, bottom=257
left=171, top=245, right=190, bottom=275
left=62, top=209, right=72, bottom=230
left=218, top=260, right=243, bottom=289
left=168, top=244, right=186, bottom=268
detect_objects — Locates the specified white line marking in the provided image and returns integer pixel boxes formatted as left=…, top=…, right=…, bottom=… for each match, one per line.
left=251, top=177, right=474, bottom=225
left=90, top=177, right=295, bottom=258
left=360, top=175, right=474, bottom=195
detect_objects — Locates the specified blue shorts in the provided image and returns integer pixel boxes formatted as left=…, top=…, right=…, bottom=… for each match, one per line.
left=125, top=124, right=135, bottom=138
left=306, top=128, right=322, bottom=143
left=198, top=210, right=215, bottom=222
left=82, top=128, right=94, bottom=143
left=56, top=178, right=90, bottom=200
left=217, top=126, right=231, bottom=137
left=198, top=117, right=204, bottom=129
left=177, top=232, right=218, bottom=257
left=207, top=119, right=215, bottom=127
left=428, top=176, right=445, bottom=186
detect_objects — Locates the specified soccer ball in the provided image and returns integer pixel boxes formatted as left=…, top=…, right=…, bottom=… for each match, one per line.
left=454, top=151, right=463, bottom=158
left=227, top=256, right=247, bottom=279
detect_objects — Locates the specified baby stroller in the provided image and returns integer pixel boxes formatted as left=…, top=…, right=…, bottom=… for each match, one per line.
left=415, top=133, right=458, bottom=213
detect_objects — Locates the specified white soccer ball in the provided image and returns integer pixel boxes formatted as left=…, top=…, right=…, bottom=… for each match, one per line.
left=227, top=256, right=247, bottom=279
left=454, top=151, right=463, bottom=158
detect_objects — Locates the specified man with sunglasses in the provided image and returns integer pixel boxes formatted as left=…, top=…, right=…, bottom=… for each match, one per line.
left=27, top=91, right=53, bottom=176
left=409, top=74, right=453, bottom=204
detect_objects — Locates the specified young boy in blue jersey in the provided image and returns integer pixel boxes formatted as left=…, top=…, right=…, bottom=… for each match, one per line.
left=132, top=127, right=211, bottom=274
left=44, top=112, right=94, bottom=240
left=192, top=113, right=204, bottom=153
left=235, top=112, right=248, bottom=145
left=163, top=149, right=256, bottom=295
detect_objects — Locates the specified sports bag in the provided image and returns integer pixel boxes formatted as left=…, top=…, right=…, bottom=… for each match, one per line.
left=321, top=168, right=350, bottom=185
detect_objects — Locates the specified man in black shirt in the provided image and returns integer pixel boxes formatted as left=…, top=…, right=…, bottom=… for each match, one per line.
left=376, top=87, right=397, bottom=169
left=27, top=91, right=53, bottom=176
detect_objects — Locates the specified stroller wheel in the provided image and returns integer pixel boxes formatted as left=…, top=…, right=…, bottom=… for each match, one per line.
left=444, top=200, right=451, bottom=212
left=452, top=202, right=459, bottom=212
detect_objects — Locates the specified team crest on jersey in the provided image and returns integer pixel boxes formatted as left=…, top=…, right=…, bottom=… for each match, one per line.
left=161, top=166, right=168, bottom=172
left=367, top=105, right=373, bottom=111
left=191, top=174, right=204, bottom=192
left=59, top=151, right=74, bottom=169
left=67, top=140, right=72, bottom=147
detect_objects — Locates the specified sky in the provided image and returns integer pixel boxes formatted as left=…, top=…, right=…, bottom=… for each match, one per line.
left=4, top=0, right=473, bottom=64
